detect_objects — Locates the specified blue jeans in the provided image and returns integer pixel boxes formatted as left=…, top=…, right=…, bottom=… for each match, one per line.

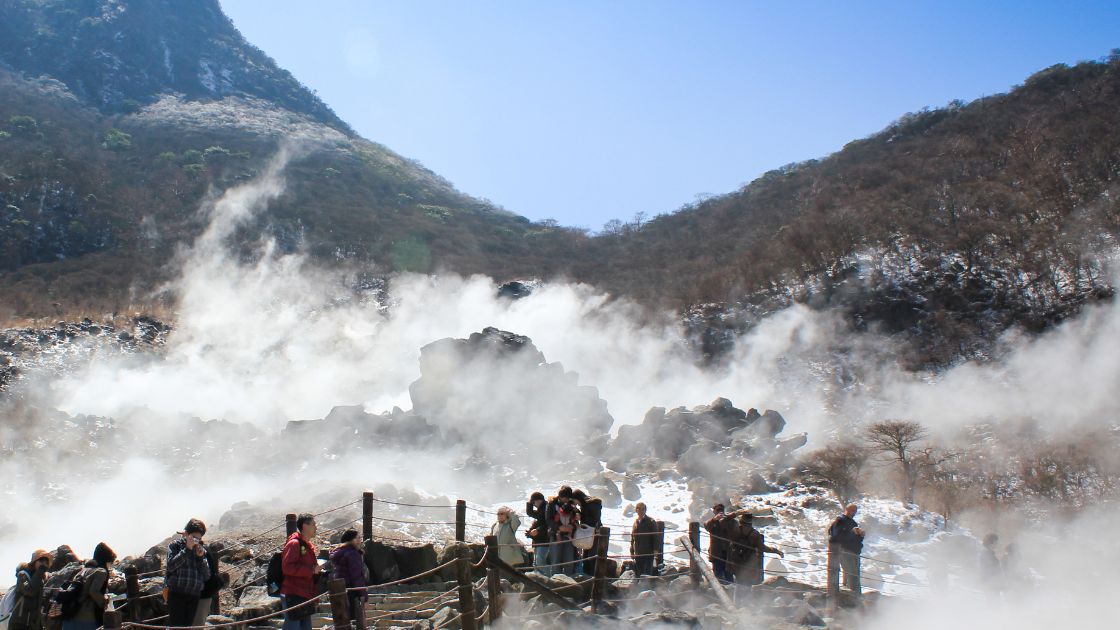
left=552, top=541, right=576, bottom=576
left=712, top=557, right=732, bottom=582
left=282, top=596, right=314, bottom=630
left=533, top=544, right=551, bottom=576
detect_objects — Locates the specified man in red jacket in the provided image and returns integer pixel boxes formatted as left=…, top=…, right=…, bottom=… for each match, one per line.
left=280, top=513, right=322, bottom=630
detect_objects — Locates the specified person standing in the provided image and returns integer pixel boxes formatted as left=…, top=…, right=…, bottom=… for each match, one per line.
left=491, top=507, right=524, bottom=567
left=192, top=548, right=223, bottom=628
left=827, top=504, right=864, bottom=602
left=62, top=543, right=116, bottom=630
left=704, top=504, right=733, bottom=583
left=549, top=498, right=580, bottom=576
left=571, top=490, right=602, bottom=576
left=980, top=533, right=1003, bottom=594
left=281, top=514, right=322, bottom=630
left=10, top=550, right=51, bottom=630
left=726, top=513, right=782, bottom=586
left=330, top=530, right=367, bottom=630
left=630, top=503, right=658, bottom=577
left=525, top=492, right=551, bottom=574
left=165, top=519, right=212, bottom=628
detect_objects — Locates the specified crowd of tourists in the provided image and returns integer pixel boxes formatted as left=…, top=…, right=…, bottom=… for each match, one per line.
left=9, top=494, right=983, bottom=628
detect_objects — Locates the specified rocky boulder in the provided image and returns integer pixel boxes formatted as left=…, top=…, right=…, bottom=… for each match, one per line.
left=408, top=327, right=614, bottom=457
left=391, top=544, right=440, bottom=583
left=607, top=399, right=804, bottom=479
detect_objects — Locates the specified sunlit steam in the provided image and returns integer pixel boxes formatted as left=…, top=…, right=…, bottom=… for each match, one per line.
left=1, top=154, right=1117, bottom=629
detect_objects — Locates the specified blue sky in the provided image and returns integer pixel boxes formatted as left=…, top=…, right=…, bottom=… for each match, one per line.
left=219, top=1, right=1119, bottom=230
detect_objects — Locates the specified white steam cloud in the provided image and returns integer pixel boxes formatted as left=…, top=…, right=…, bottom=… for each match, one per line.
left=2, top=152, right=1117, bottom=628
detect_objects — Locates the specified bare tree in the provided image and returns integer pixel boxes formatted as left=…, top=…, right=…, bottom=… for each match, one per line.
left=915, top=447, right=966, bottom=524
left=799, top=443, right=868, bottom=505
left=865, top=420, right=929, bottom=504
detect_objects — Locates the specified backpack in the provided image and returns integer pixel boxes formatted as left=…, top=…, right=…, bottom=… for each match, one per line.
left=266, top=553, right=284, bottom=595
left=50, top=569, right=88, bottom=620
left=1, top=582, right=18, bottom=623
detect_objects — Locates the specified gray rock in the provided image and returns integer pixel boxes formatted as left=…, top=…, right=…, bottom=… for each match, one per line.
left=234, top=586, right=280, bottom=618
left=622, top=477, right=642, bottom=501
left=587, top=474, right=623, bottom=508
left=787, top=601, right=826, bottom=627
left=632, top=609, right=700, bottom=628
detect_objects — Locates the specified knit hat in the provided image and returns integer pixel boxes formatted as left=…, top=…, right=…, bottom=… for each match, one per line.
left=340, top=529, right=359, bottom=544
left=530, top=492, right=545, bottom=502
left=92, top=542, right=117, bottom=567
left=30, top=549, right=52, bottom=564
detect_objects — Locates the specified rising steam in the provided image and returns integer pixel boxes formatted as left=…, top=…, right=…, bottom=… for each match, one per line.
left=1, top=153, right=1117, bottom=629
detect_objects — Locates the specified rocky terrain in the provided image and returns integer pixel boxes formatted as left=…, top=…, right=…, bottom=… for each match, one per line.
left=0, top=323, right=967, bottom=628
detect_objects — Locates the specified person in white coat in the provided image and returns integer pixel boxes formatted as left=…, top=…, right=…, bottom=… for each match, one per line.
left=491, top=506, right=524, bottom=566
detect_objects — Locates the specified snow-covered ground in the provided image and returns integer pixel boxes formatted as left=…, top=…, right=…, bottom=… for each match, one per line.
left=409, top=473, right=989, bottom=604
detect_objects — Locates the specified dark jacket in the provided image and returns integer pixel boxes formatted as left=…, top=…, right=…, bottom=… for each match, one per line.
left=280, top=532, right=319, bottom=600
left=577, top=497, right=603, bottom=528
left=9, top=564, right=47, bottom=630
left=828, top=515, right=864, bottom=552
left=704, top=514, right=731, bottom=561
left=631, top=515, right=658, bottom=557
left=330, top=545, right=366, bottom=590
left=72, top=565, right=109, bottom=624
left=526, top=501, right=550, bottom=545
left=166, top=536, right=212, bottom=596
left=550, top=503, right=579, bottom=542
left=728, top=526, right=779, bottom=585
left=199, top=548, right=223, bottom=599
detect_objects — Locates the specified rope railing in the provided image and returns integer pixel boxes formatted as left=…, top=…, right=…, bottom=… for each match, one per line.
left=471, top=547, right=490, bottom=570
left=372, top=496, right=457, bottom=509
left=128, top=593, right=328, bottom=630
left=91, top=490, right=960, bottom=630
left=314, top=500, right=363, bottom=518
left=431, top=612, right=463, bottom=629
left=698, top=528, right=931, bottom=571
left=349, top=558, right=459, bottom=593
left=362, top=587, right=458, bottom=622
left=369, top=514, right=458, bottom=526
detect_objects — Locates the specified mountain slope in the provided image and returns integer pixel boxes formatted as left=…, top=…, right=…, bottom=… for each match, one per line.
left=1, top=0, right=1117, bottom=369
left=573, top=55, right=1120, bottom=365
left=0, top=0, right=348, bottom=130
left=0, top=1, right=578, bottom=318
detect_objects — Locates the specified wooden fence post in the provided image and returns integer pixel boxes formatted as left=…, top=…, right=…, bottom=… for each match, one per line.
left=655, top=521, right=665, bottom=570
left=455, top=500, right=467, bottom=543
left=328, top=578, right=351, bottom=630
left=591, top=527, right=611, bottom=605
left=484, top=536, right=502, bottom=624
left=103, top=610, right=122, bottom=630
left=123, top=567, right=140, bottom=622
left=286, top=513, right=298, bottom=536
left=212, top=572, right=229, bottom=615
left=688, top=522, right=701, bottom=588
left=363, top=491, right=374, bottom=541
left=677, top=535, right=736, bottom=611
left=455, top=544, right=478, bottom=630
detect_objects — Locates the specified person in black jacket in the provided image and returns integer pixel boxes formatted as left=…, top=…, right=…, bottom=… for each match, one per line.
left=526, top=492, right=551, bottom=575
left=826, top=504, right=864, bottom=601
left=548, top=492, right=580, bottom=577
left=165, top=519, right=212, bottom=628
left=572, top=489, right=602, bottom=576
left=630, top=503, right=658, bottom=577
left=704, top=504, right=733, bottom=583
left=192, top=544, right=223, bottom=627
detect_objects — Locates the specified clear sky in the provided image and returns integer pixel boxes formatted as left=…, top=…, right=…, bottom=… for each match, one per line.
left=218, top=0, right=1119, bottom=230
